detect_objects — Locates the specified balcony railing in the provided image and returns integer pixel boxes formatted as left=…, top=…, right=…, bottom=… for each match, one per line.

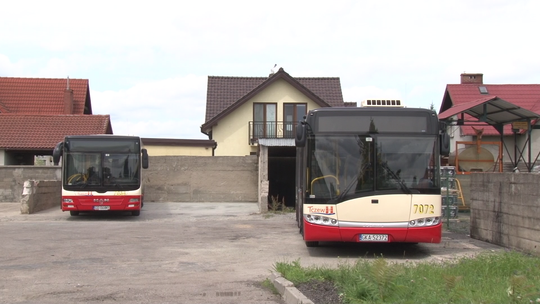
left=248, top=121, right=297, bottom=144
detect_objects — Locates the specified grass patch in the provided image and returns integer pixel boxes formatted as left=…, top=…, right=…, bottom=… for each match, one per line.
left=275, top=251, right=540, bottom=303
left=265, top=195, right=294, bottom=217
left=261, top=278, right=280, bottom=295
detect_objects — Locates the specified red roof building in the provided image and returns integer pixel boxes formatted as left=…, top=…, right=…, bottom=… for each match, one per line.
left=439, top=73, right=540, bottom=172
left=0, top=77, right=92, bottom=115
left=439, top=73, right=540, bottom=136
left=0, top=77, right=112, bottom=165
left=0, top=114, right=111, bottom=149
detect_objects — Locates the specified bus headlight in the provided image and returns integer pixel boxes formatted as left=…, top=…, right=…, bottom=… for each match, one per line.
left=409, top=217, right=440, bottom=227
left=63, top=198, right=73, bottom=203
left=305, top=214, right=339, bottom=226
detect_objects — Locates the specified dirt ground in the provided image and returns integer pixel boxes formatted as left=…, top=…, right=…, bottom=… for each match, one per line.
left=0, top=204, right=494, bottom=304
left=0, top=203, right=287, bottom=304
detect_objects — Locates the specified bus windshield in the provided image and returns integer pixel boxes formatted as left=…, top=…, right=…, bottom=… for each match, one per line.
left=63, top=151, right=140, bottom=190
left=307, top=135, right=439, bottom=200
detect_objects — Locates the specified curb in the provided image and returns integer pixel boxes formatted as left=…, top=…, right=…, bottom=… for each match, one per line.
left=270, top=271, right=315, bottom=304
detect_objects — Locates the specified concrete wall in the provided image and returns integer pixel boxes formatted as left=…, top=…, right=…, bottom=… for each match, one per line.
left=143, top=156, right=258, bottom=202
left=0, top=166, right=61, bottom=202
left=470, top=172, right=540, bottom=255
left=145, top=145, right=213, bottom=156
left=0, top=156, right=259, bottom=206
left=20, top=180, right=61, bottom=214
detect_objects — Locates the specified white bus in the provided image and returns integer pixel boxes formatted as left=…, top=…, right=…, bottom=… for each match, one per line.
left=295, top=106, right=450, bottom=246
left=53, top=135, right=149, bottom=216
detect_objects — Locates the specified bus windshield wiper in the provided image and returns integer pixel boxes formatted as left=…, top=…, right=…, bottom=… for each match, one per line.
left=381, top=162, right=411, bottom=194
left=334, top=162, right=371, bottom=203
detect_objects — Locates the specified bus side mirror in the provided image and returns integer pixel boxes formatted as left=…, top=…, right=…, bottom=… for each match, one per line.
left=52, top=142, right=63, bottom=166
left=438, top=120, right=450, bottom=156
left=295, top=122, right=306, bottom=147
left=142, top=148, right=149, bottom=169
left=440, top=132, right=450, bottom=156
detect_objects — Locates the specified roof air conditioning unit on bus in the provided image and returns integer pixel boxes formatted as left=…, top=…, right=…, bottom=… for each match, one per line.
left=361, top=99, right=404, bottom=107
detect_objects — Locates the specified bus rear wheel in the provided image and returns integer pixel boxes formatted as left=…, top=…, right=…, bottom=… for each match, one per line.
left=70, top=211, right=79, bottom=216
left=131, top=210, right=140, bottom=216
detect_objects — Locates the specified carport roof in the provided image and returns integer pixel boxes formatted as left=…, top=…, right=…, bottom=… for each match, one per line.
left=438, top=96, right=540, bottom=126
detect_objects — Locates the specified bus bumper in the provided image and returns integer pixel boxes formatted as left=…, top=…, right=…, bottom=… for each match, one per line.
left=61, top=196, right=142, bottom=212
left=304, top=220, right=442, bottom=244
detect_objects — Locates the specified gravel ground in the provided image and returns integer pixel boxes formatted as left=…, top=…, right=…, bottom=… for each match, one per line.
left=294, top=211, right=472, bottom=304
left=0, top=203, right=480, bottom=304
left=444, top=211, right=471, bottom=235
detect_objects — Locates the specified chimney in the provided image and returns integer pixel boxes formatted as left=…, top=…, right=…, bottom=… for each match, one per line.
left=64, top=77, right=74, bottom=114
left=460, top=73, right=483, bottom=84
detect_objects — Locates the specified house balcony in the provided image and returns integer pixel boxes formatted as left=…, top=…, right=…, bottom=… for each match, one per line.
left=248, top=121, right=297, bottom=145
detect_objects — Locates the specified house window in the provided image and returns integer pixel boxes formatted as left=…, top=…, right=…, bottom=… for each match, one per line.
left=284, top=103, right=307, bottom=137
left=254, top=103, right=277, bottom=138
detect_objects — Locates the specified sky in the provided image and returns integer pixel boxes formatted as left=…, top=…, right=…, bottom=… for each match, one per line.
left=1, top=0, right=540, bottom=139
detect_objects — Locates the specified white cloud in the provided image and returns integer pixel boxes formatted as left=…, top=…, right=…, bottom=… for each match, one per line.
left=91, top=75, right=208, bottom=139
left=1, top=0, right=540, bottom=138
left=0, top=54, right=19, bottom=76
left=343, top=86, right=402, bottom=104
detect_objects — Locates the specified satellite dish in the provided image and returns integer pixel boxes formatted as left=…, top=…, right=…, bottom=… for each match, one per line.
left=457, top=146, right=495, bottom=172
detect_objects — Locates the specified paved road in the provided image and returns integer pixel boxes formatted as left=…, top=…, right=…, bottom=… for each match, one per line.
left=0, top=203, right=502, bottom=304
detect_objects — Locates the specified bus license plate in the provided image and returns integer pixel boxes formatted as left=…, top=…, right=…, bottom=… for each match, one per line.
left=360, top=234, right=388, bottom=242
left=93, top=206, right=110, bottom=211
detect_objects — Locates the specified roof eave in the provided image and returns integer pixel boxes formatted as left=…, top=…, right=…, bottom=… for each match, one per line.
left=202, top=68, right=332, bottom=131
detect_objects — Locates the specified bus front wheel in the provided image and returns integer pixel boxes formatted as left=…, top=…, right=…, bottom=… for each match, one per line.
left=70, top=211, right=79, bottom=216
left=131, top=210, right=140, bottom=216
left=305, top=241, right=319, bottom=247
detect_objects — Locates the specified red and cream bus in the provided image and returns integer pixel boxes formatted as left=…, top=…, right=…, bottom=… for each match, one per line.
left=295, top=105, right=450, bottom=246
left=53, top=135, right=149, bottom=216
